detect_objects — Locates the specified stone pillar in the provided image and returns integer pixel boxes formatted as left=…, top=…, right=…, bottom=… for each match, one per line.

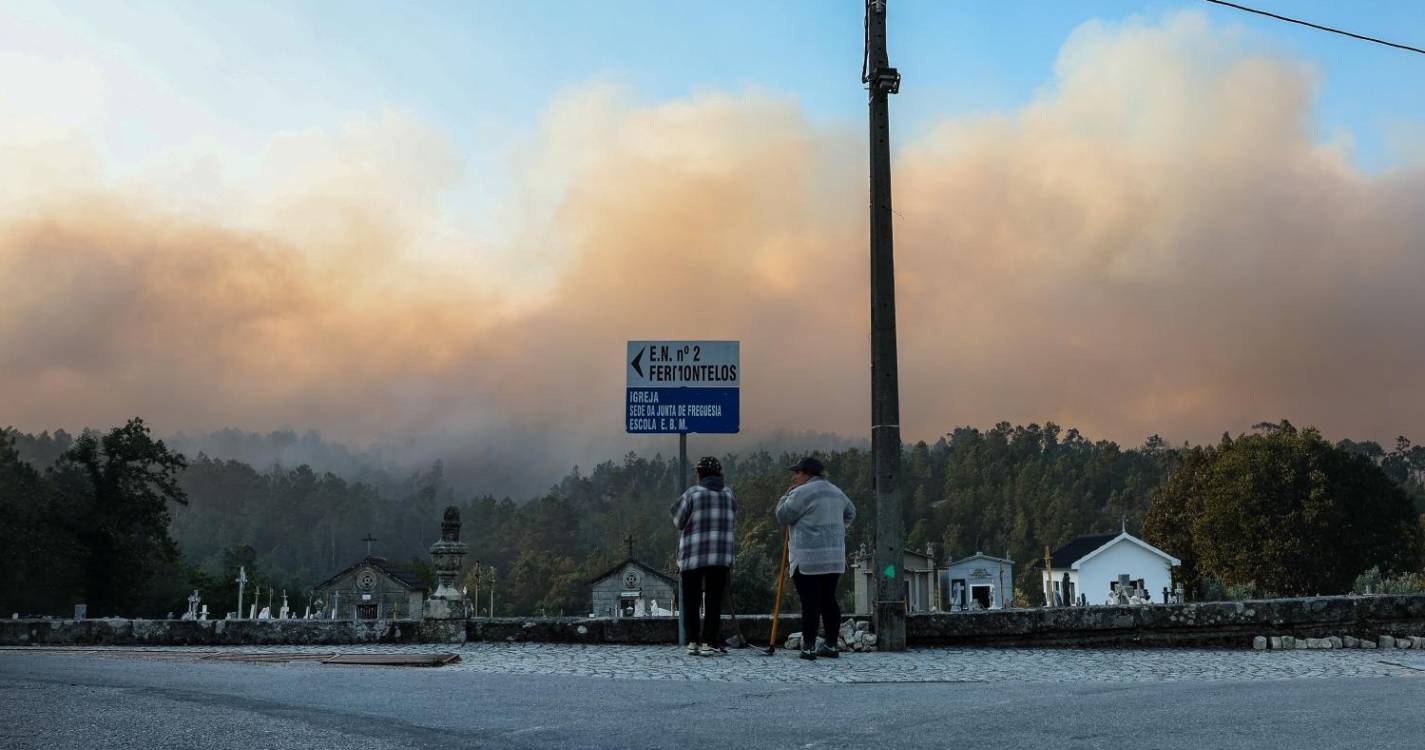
left=424, top=507, right=468, bottom=640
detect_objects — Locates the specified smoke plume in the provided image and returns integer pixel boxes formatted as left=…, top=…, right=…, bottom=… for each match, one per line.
left=2, top=12, right=1422, bottom=493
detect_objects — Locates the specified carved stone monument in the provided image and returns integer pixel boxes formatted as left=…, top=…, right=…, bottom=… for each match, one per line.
left=425, top=506, right=468, bottom=621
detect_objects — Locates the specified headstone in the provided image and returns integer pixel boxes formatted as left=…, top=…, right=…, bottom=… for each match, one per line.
left=74, top=604, right=87, bottom=620
left=199, top=605, right=209, bottom=621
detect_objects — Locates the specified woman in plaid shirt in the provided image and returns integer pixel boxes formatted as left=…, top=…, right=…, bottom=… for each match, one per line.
left=669, top=456, right=737, bottom=656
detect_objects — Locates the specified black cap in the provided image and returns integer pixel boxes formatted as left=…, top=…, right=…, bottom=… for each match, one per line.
left=696, top=456, right=723, bottom=477
left=787, top=457, right=824, bottom=476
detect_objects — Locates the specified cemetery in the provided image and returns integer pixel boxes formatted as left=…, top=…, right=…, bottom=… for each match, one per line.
left=6, top=506, right=1425, bottom=651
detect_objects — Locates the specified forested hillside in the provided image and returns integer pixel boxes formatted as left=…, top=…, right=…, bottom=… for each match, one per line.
left=4, top=421, right=1422, bottom=617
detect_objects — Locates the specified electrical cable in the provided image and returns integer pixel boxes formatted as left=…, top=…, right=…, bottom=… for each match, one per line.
left=1203, top=0, right=1425, bottom=56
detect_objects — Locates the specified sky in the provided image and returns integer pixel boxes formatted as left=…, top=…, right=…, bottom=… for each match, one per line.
left=2, top=1, right=1424, bottom=485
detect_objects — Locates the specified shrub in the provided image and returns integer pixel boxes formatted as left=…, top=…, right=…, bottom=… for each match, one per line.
left=1352, top=566, right=1425, bottom=595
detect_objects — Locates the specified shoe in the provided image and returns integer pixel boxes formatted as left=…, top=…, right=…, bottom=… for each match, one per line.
left=815, top=644, right=840, bottom=659
left=686, top=642, right=701, bottom=656
left=698, top=643, right=719, bottom=657
left=798, top=649, right=817, bottom=661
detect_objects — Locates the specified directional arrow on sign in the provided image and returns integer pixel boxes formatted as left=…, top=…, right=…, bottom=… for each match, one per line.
left=630, top=347, right=645, bottom=378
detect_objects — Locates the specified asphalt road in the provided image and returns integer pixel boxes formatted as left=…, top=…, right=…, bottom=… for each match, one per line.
left=3, top=651, right=1423, bottom=749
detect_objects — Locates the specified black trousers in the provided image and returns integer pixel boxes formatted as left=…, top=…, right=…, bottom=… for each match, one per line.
left=681, top=566, right=728, bottom=645
left=792, top=570, right=841, bottom=650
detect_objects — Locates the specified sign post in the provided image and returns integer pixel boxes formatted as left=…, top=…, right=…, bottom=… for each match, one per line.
left=626, top=339, right=740, bottom=646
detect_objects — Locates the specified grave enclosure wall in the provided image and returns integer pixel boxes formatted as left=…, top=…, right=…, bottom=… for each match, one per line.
left=4, top=595, right=1425, bottom=647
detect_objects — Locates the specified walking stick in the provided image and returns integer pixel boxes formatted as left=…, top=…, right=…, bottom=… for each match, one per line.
left=726, top=570, right=748, bottom=648
left=763, top=528, right=790, bottom=655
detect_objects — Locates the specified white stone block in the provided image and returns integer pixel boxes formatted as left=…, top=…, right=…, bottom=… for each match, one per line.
left=1361, top=640, right=1377, bottom=649
left=1343, top=636, right=1360, bottom=648
left=1253, top=636, right=1268, bottom=650
left=1328, top=636, right=1343, bottom=649
left=1379, top=635, right=1395, bottom=648
left=1270, top=636, right=1283, bottom=650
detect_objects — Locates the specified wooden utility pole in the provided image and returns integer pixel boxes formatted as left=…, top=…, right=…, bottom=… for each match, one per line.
left=865, top=0, right=906, bottom=651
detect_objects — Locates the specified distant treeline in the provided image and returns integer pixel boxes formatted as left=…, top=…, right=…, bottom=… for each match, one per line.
left=2, top=420, right=1422, bottom=618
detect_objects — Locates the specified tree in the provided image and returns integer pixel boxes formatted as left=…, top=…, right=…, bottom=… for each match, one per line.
left=54, top=418, right=189, bottom=615
left=0, top=432, right=84, bottom=615
left=1144, top=423, right=1422, bottom=597
left=1142, top=446, right=1214, bottom=589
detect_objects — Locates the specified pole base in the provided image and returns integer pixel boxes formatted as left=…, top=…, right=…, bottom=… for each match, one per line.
left=874, top=602, right=907, bottom=651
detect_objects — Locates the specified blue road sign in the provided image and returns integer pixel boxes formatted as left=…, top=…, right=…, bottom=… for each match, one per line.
left=625, top=340, right=739, bottom=434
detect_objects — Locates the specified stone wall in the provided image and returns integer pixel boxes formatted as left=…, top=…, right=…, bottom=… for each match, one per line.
left=908, top=594, right=1425, bottom=647
left=6, top=595, right=1424, bottom=648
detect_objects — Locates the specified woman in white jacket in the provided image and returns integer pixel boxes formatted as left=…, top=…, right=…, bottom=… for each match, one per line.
left=775, top=456, right=856, bottom=660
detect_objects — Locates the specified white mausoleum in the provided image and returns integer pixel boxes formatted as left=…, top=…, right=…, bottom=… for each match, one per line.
left=1039, top=529, right=1180, bottom=606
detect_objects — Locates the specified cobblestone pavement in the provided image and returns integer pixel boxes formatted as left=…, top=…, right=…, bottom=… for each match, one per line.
left=10, top=643, right=1425, bottom=684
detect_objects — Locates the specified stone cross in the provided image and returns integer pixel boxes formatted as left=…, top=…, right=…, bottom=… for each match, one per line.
left=235, top=566, right=248, bottom=619
left=625, top=534, right=635, bottom=559
left=362, top=533, right=378, bottom=556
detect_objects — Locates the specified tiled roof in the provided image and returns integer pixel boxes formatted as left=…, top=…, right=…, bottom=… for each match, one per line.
left=1033, top=534, right=1118, bottom=569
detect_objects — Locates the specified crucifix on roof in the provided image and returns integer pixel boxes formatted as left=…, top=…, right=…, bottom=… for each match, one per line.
left=362, top=533, right=378, bottom=556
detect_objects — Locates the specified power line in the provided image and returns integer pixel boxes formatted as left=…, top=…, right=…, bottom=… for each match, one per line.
left=1203, top=0, right=1425, bottom=56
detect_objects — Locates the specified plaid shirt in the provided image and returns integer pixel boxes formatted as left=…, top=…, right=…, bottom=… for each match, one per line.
left=669, top=478, right=737, bottom=571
